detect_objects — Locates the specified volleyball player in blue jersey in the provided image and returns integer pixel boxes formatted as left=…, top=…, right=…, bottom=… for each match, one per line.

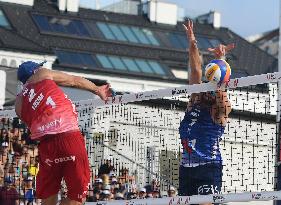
left=178, top=20, right=234, bottom=205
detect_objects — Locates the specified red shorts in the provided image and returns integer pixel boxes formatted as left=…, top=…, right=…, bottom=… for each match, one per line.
left=36, top=131, right=90, bottom=202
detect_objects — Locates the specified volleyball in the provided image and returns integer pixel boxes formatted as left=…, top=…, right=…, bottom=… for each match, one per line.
left=204, top=59, right=231, bottom=84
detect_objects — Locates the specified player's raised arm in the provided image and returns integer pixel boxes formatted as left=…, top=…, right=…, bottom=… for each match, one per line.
left=36, top=68, right=112, bottom=101
left=183, top=19, right=202, bottom=85
left=215, top=90, right=231, bottom=119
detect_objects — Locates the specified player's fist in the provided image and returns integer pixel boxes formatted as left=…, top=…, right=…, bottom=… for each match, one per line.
left=96, top=84, right=112, bottom=101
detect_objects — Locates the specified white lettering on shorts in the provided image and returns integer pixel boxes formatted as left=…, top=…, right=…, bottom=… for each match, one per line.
left=45, top=156, right=76, bottom=167
left=198, top=184, right=219, bottom=194
left=45, top=159, right=53, bottom=167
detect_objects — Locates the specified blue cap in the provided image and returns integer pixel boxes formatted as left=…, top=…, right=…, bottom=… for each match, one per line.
left=18, top=60, right=46, bottom=84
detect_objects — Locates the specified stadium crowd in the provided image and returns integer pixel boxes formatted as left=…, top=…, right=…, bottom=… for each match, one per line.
left=0, top=118, right=177, bottom=204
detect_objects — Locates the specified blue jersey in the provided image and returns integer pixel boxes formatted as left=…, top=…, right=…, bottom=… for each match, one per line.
left=179, top=104, right=225, bottom=166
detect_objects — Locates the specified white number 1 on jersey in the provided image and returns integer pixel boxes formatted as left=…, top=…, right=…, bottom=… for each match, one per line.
left=46, top=96, right=56, bottom=108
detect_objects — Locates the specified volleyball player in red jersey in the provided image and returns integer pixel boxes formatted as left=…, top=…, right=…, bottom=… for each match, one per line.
left=15, top=61, right=113, bottom=205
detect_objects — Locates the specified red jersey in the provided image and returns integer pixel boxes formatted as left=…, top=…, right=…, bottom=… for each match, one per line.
left=19, top=79, right=79, bottom=140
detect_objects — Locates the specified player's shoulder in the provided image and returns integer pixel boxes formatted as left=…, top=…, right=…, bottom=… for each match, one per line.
left=35, top=67, right=52, bottom=77
left=31, top=68, right=54, bottom=82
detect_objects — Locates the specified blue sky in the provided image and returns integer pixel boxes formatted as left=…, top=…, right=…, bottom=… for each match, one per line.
left=80, top=0, right=279, bottom=38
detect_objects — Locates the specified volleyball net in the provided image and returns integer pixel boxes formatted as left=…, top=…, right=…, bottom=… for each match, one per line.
left=0, top=72, right=281, bottom=204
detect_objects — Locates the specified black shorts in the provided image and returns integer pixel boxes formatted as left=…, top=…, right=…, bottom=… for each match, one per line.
left=179, top=163, right=223, bottom=203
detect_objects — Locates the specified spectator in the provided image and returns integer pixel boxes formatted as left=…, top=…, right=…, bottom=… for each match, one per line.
left=115, top=192, right=124, bottom=200
left=110, top=177, right=119, bottom=194
left=86, top=185, right=95, bottom=202
left=21, top=146, right=30, bottom=179
left=0, top=176, right=20, bottom=205
left=93, top=192, right=100, bottom=202
left=21, top=146, right=30, bottom=165
left=126, top=189, right=138, bottom=200
left=94, top=178, right=103, bottom=190
left=0, top=141, right=9, bottom=165
left=138, top=188, right=146, bottom=199
left=103, top=184, right=111, bottom=192
left=21, top=130, right=37, bottom=146
left=98, top=157, right=114, bottom=177
left=100, top=190, right=111, bottom=201
left=146, top=191, right=153, bottom=199
left=10, top=128, right=20, bottom=143
left=12, top=152, right=22, bottom=176
left=152, top=189, right=161, bottom=198
left=0, top=128, right=9, bottom=144
left=167, top=186, right=177, bottom=197
left=109, top=171, right=117, bottom=179
left=101, top=174, right=110, bottom=186
left=23, top=176, right=37, bottom=205
left=145, top=179, right=160, bottom=193
left=28, top=157, right=38, bottom=177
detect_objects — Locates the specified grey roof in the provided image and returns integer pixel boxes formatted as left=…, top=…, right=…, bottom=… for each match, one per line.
left=252, top=28, right=278, bottom=58
left=0, top=0, right=277, bottom=82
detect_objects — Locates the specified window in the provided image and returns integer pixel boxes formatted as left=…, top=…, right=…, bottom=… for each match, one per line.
left=9, top=60, right=17, bottom=68
left=97, top=22, right=159, bottom=46
left=32, top=15, right=51, bottom=31
left=131, top=27, right=150, bottom=44
left=135, top=60, right=154, bottom=73
left=166, top=33, right=188, bottom=49
left=121, top=58, right=140, bottom=72
left=163, top=32, right=219, bottom=50
left=96, top=22, right=115, bottom=40
left=209, top=38, right=221, bottom=47
left=119, top=25, right=138, bottom=43
left=96, top=54, right=169, bottom=76
left=107, top=56, right=127, bottom=71
left=56, top=50, right=98, bottom=68
left=108, top=24, right=127, bottom=41
left=0, top=10, right=10, bottom=28
left=1, top=58, right=7, bottom=66
left=56, top=51, right=170, bottom=77
left=96, top=55, right=114, bottom=69
left=33, top=14, right=90, bottom=37
left=148, top=61, right=166, bottom=75
left=142, top=29, right=159, bottom=46
left=197, top=36, right=212, bottom=49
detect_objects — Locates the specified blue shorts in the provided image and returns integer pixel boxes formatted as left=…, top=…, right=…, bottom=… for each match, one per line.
left=179, top=163, right=223, bottom=199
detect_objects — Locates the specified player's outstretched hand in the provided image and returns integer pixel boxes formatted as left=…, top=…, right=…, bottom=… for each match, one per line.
left=208, top=43, right=235, bottom=59
left=96, top=84, right=112, bottom=101
left=183, top=19, right=196, bottom=42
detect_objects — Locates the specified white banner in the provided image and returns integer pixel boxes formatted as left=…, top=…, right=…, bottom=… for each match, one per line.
left=86, top=191, right=281, bottom=205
